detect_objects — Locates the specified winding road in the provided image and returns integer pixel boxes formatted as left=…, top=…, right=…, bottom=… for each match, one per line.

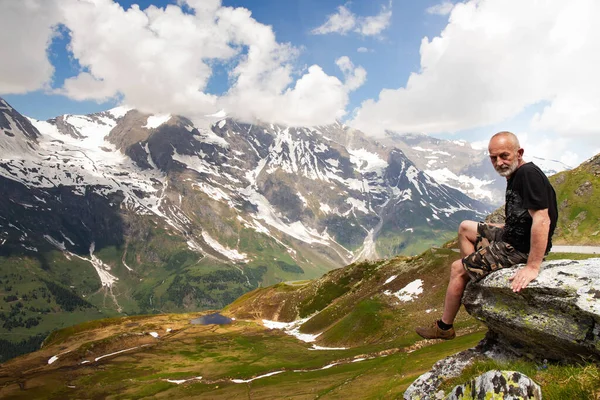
left=550, top=245, right=600, bottom=254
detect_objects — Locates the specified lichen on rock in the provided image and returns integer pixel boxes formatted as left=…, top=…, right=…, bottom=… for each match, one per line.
left=445, top=370, right=542, bottom=400
left=462, top=258, right=600, bottom=362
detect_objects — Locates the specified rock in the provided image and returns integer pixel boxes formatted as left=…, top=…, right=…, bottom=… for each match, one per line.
left=485, top=207, right=506, bottom=225
left=445, top=370, right=542, bottom=400
left=574, top=181, right=593, bottom=197
left=403, top=336, right=520, bottom=399
left=569, top=211, right=588, bottom=230
left=403, top=349, right=482, bottom=400
left=463, top=258, right=600, bottom=362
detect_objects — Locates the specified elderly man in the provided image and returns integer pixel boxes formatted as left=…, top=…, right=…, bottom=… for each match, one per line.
left=416, top=131, right=558, bottom=340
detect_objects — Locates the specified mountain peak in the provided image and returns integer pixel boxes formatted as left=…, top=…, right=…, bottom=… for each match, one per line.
left=0, top=97, right=40, bottom=156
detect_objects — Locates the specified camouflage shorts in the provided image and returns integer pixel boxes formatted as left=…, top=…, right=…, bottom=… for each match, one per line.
left=462, top=223, right=528, bottom=281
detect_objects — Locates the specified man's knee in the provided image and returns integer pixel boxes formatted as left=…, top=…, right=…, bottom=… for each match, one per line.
left=450, top=258, right=469, bottom=279
left=458, top=220, right=479, bottom=244
left=458, top=220, right=478, bottom=235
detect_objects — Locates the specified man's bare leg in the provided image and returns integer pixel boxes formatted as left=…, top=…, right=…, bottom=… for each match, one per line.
left=441, top=220, right=478, bottom=325
left=440, top=259, right=470, bottom=325
left=416, top=220, right=479, bottom=339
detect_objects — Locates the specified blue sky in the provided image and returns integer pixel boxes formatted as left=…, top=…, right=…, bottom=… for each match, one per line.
left=1, top=0, right=600, bottom=165
left=4, top=0, right=447, bottom=120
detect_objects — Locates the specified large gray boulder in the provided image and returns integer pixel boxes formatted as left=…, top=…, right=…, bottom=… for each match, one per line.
left=463, top=258, right=600, bottom=362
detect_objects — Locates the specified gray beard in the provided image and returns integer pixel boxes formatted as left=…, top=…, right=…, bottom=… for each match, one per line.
left=495, top=161, right=519, bottom=177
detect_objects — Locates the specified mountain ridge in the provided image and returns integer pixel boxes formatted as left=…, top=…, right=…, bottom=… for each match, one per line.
left=0, top=96, right=493, bottom=357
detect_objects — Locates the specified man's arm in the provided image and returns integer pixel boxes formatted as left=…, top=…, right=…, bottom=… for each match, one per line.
left=509, top=208, right=551, bottom=292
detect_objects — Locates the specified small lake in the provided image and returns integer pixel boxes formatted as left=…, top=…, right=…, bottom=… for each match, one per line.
left=190, top=313, right=233, bottom=325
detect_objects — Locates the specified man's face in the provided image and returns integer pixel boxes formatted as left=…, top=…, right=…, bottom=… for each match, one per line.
left=488, top=137, right=523, bottom=178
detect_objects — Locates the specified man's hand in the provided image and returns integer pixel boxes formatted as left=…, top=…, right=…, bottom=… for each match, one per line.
left=509, top=265, right=540, bottom=292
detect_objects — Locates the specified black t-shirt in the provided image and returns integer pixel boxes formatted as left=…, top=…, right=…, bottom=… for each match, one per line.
left=502, top=162, right=558, bottom=253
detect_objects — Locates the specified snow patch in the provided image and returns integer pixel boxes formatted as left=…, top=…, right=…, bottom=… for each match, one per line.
left=349, top=148, right=387, bottom=175
left=346, top=198, right=369, bottom=214
left=165, top=376, right=202, bottom=385
left=320, top=203, right=333, bottom=214
left=194, top=128, right=229, bottom=147
left=107, top=106, right=131, bottom=119
left=143, top=114, right=171, bottom=129
left=202, top=232, right=248, bottom=262
left=232, top=371, right=285, bottom=384
left=309, top=345, right=347, bottom=351
left=244, top=189, right=329, bottom=245
left=384, top=279, right=423, bottom=302
left=262, top=318, right=321, bottom=343
left=406, top=166, right=422, bottom=195
left=425, top=168, right=494, bottom=202
left=95, top=346, right=139, bottom=362
left=44, top=235, right=66, bottom=251
left=325, top=158, right=339, bottom=167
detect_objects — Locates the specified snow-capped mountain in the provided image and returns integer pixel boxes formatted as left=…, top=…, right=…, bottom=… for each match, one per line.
left=384, top=132, right=571, bottom=206
left=0, top=96, right=492, bottom=316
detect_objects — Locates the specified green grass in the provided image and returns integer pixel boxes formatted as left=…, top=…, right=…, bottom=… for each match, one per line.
left=0, top=254, right=112, bottom=354
left=546, top=252, right=600, bottom=261
left=43, top=314, right=151, bottom=346
left=124, top=381, right=174, bottom=399
left=319, top=299, right=387, bottom=344
left=298, top=280, right=351, bottom=318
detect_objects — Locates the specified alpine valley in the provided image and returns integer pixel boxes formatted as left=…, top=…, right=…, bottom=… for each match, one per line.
left=0, top=97, right=570, bottom=360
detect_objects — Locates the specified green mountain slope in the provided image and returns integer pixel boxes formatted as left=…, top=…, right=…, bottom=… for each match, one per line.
left=0, top=247, right=487, bottom=399
left=0, top=205, right=335, bottom=361
left=0, top=311, right=486, bottom=399
left=225, top=247, right=481, bottom=347
left=550, top=153, right=600, bottom=244
left=1, top=249, right=598, bottom=399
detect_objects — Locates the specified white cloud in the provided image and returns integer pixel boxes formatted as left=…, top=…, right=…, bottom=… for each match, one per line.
left=350, top=0, right=600, bottom=152
left=336, top=56, right=367, bottom=91
left=312, top=3, right=392, bottom=37
left=356, top=7, right=392, bottom=36
left=58, top=0, right=228, bottom=114
left=357, top=47, right=371, bottom=53
left=0, top=0, right=63, bottom=94
left=516, top=132, right=583, bottom=168
left=426, top=1, right=455, bottom=16
left=311, top=5, right=356, bottom=35
left=0, top=0, right=365, bottom=127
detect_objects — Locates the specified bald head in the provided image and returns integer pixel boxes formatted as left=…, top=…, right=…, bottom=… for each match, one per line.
left=489, top=131, right=520, bottom=152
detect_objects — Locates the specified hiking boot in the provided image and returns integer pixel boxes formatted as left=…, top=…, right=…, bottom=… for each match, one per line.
left=415, top=321, right=456, bottom=340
